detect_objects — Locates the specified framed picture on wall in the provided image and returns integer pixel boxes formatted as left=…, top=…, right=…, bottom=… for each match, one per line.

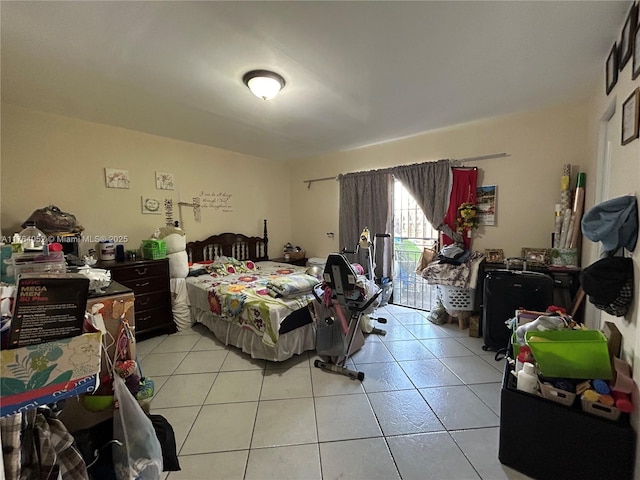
left=621, top=88, right=639, bottom=145
left=141, top=196, right=162, bottom=214
left=606, top=43, right=618, bottom=95
left=155, top=172, right=175, bottom=190
left=476, top=185, right=497, bottom=226
left=619, top=4, right=638, bottom=70
left=104, top=168, right=130, bottom=189
left=633, top=18, right=640, bottom=80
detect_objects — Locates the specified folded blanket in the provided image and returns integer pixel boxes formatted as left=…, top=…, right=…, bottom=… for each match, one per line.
left=421, top=251, right=485, bottom=289
left=267, top=273, right=319, bottom=298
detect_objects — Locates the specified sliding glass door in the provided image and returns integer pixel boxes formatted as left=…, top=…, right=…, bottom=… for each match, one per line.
left=392, top=179, right=439, bottom=310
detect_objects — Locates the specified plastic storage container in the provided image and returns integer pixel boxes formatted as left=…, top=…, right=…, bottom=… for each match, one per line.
left=19, top=222, right=47, bottom=251
left=141, top=239, right=167, bottom=260
left=539, top=382, right=576, bottom=407
left=525, top=329, right=612, bottom=379
left=12, top=251, right=66, bottom=278
left=99, top=240, right=116, bottom=260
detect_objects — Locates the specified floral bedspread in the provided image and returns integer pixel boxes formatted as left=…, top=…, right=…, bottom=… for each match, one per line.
left=186, top=261, right=317, bottom=348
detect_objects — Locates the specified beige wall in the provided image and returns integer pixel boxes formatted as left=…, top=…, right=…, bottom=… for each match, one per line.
left=288, top=99, right=590, bottom=260
left=584, top=30, right=640, bottom=463
left=1, top=104, right=292, bottom=258
left=289, top=60, right=639, bottom=470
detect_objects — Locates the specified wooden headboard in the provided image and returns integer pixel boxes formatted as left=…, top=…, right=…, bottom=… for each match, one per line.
left=186, top=219, right=269, bottom=263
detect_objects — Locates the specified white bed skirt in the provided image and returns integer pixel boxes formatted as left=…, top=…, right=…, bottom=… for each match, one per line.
left=189, top=306, right=316, bottom=362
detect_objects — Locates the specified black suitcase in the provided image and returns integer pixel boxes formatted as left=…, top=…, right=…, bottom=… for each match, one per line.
left=482, top=269, right=554, bottom=351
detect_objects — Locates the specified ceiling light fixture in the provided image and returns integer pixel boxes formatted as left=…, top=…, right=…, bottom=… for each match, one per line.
left=242, top=69, right=286, bottom=100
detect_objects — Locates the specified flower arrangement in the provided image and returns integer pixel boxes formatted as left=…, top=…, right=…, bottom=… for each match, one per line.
left=456, top=202, right=480, bottom=233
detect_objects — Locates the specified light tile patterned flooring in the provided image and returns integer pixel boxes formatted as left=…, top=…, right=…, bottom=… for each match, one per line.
left=138, top=304, right=532, bottom=480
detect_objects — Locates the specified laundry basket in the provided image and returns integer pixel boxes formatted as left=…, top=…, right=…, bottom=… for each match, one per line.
left=439, top=285, right=475, bottom=312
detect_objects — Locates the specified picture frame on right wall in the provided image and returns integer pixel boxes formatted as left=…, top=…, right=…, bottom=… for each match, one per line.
left=606, top=43, right=618, bottom=95
left=621, top=88, right=639, bottom=146
left=619, top=3, right=638, bottom=70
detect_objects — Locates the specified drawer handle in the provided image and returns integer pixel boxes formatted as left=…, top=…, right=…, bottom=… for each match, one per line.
left=135, top=267, right=148, bottom=276
left=135, top=281, right=150, bottom=288
left=138, top=314, right=152, bottom=322
left=138, top=297, right=150, bottom=306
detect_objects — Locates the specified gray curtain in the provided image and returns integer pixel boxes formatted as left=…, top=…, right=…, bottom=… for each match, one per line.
left=339, top=171, right=393, bottom=278
left=392, top=159, right=461, bottom=243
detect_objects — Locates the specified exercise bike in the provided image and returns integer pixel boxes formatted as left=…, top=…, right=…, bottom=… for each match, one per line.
left=312, top=253, right=382, bottom=381
left=341, top=227, right=390, bottom=335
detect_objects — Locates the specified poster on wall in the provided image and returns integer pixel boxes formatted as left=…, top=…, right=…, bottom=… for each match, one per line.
left=476, top=185, right=496, bottom=226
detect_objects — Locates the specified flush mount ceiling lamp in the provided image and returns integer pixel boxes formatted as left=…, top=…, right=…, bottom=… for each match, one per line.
left=242, top=69, right=286, bottom=100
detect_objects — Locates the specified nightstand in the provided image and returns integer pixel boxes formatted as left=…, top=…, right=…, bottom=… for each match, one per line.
left=97, top=258, right=175, bottom=338
left=272, top=256, right=308, bottom=267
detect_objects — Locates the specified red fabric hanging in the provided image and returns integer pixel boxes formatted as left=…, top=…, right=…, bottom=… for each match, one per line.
left=442, top=168, right=478, bottom=249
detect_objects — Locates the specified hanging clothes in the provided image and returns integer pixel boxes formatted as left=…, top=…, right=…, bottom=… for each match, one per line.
left=442, top=167, right=478, bottom=250
left=1, top=409, right=88, bottom=480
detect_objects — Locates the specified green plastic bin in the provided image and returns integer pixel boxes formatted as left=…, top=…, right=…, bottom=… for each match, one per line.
left=525, top=329, right=612, bottom=379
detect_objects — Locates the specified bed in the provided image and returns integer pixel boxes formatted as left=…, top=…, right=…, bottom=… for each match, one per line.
left=185, top=221, right=317, bottom=361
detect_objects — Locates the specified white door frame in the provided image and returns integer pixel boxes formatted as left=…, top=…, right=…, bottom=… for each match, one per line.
left=585, top=99, right=616, bottom=329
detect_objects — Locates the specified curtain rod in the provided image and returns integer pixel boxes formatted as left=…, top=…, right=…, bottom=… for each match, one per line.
left=303, top=176, right=339, bottom=189
left=451, top=152, right=511, bottom=165
left=302, top=152, right=510, bottom=189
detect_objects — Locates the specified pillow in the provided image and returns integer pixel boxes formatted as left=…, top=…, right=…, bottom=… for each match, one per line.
left=222, top=258, right=257, bottom=274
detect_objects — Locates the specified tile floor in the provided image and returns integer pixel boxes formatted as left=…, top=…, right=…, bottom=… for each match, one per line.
left=138, top=304, right=532, bottom=480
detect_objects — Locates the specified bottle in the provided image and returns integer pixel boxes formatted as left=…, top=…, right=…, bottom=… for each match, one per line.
left=517, top=362, right=539, bottom=394
left=19, top=222, right=47, bottom=251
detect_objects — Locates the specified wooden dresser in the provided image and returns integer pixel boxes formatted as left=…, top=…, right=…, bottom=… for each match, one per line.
left=97, top=258, right=175, bottom=338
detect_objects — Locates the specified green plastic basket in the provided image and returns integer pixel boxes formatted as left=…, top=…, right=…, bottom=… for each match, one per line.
left=141, top=239, right=167, bottom=260
left=525, top=329, right=612, bottom=380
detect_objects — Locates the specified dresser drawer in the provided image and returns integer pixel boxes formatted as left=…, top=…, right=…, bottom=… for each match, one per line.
left=116, top=275, right=168, bottom=295
left=135, top=290, right=171, bottom=311
left=110, top=261, right=169, bottom=282
left=135, top=306, right=173, bottom=334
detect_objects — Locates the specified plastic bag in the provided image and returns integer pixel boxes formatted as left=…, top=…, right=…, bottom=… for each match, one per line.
left=112, top=375, right=163, bottom=479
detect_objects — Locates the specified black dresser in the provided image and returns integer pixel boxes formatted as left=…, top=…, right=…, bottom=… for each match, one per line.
left=97, top=258, right=175, bottom=338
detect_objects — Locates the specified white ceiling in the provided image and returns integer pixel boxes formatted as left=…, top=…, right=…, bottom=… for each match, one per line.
left=1, top=1, right=632, bottom=161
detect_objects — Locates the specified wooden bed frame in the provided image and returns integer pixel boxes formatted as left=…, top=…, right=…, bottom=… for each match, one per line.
left=186, top=219, right=269, bottom=263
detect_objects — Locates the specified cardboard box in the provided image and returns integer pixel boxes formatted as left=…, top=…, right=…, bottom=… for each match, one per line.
left=8, top=273, right=90, bottom=348
left=603, top=320, right=622, bottom=360
left=468, top=315, right=481, bottom=337
left=0, top=332, right=102, bottom=417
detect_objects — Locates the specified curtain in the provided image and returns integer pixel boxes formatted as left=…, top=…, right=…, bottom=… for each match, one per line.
left=339, top=171, right=393, bottom=278
left=442, top=167, right=478, bottom=249
left=391, top=159, right=456, bottom=241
